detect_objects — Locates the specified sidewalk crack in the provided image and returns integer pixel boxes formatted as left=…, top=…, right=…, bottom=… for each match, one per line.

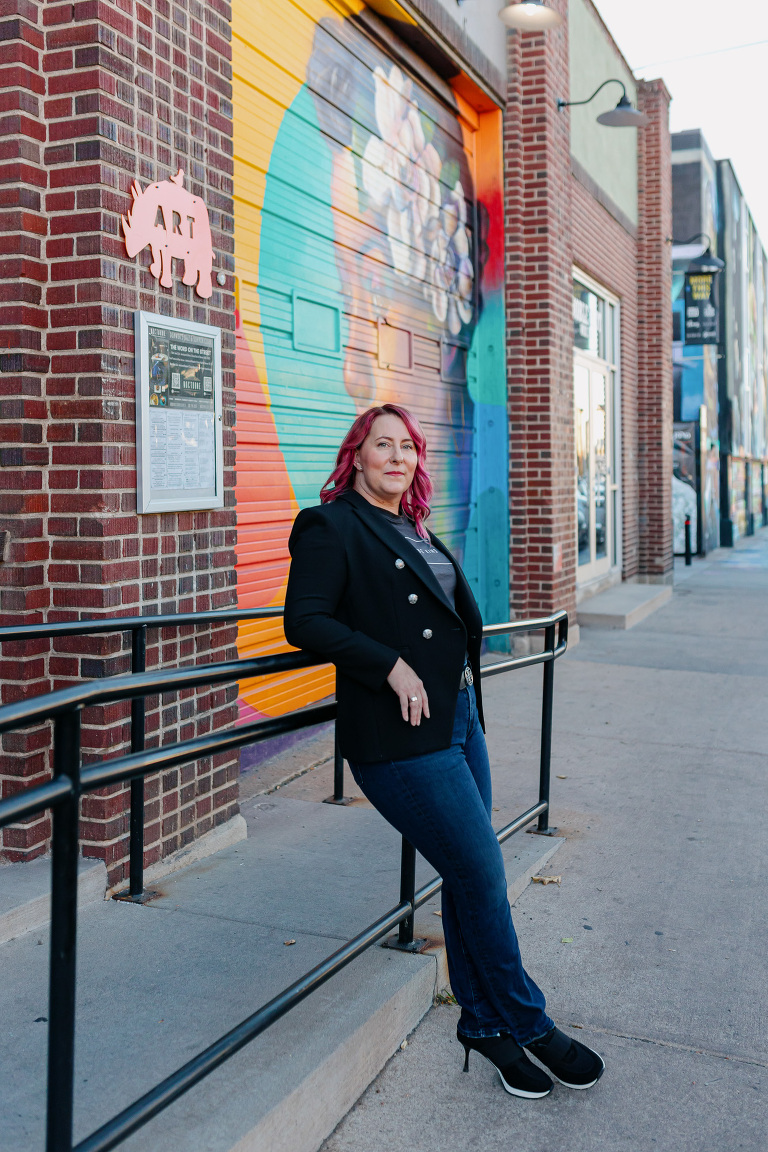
left=561, top=1021, right=768, bottom=1069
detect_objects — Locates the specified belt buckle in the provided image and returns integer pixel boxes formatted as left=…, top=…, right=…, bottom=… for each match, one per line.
left=464, top=664, right=473, bottom=687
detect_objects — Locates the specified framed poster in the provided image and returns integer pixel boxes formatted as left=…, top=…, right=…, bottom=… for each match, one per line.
left=134, top=310, right=224, bottom=513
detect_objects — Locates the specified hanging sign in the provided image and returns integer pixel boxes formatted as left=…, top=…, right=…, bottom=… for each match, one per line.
left=684, top=272, right=718, bottom=345
left=121, top=170, right=213, bottom=299
left=134, top=310, right=223, bottom=514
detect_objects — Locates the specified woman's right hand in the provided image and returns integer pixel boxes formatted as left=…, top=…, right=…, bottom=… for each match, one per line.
left=386, top=658, right=430, bottom=726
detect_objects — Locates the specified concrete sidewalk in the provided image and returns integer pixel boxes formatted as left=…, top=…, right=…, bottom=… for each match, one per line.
left=322, top=531, right=768, bottom=1152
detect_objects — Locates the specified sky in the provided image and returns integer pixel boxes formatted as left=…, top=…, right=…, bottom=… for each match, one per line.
left=592, top=0, right=768, bottom=243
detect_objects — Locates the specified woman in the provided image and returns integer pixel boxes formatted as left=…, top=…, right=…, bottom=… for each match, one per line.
left=284, top=404, right=604, bottom=1099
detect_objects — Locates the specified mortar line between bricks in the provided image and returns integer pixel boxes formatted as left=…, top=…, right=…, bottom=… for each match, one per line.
left=560, top=1021, right=768, bottom=1069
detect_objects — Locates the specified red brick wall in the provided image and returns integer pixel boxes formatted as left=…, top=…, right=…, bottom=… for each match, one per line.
left=570, top=178, right=640, bottom=580
left=504, top=0, right=577, bottom=621
left=637, top=79, right=673, bottom=579
left=0, top=0, right=239, bottom=886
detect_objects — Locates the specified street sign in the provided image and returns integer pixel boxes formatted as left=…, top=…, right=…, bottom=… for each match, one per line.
left=684, top=272, right=718, bottom=345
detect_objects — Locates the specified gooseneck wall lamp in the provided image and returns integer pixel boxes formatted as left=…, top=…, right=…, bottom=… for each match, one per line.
left=498, top=1, right=563, bottom=30
left=675, top=234, right=725, bottom=275
left=558, top=78, right=649, bottom=127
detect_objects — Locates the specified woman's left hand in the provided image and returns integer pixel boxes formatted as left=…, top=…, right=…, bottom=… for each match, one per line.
left=386, top=658, right=431, bottom=726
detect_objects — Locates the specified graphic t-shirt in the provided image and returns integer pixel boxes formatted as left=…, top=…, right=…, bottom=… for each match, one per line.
left=379, top=509, right=457, bottom=609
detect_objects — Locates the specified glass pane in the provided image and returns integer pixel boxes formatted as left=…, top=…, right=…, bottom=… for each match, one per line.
left=605, top=303, right=615, bottom=363
left=575, top=365, right=591, bottom=566
left=593, top=372, right=607, bottom=561
left=573, top=283, right=604, bottom=358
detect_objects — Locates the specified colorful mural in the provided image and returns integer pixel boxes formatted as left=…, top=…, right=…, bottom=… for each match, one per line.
left=233, top=0, right=508, bottom=720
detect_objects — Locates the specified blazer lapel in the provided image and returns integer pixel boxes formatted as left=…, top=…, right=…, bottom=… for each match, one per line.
left=339, top=490, right=458, bottom=614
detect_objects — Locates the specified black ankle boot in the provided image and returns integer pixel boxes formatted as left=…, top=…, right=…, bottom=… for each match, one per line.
left=457, top=1029, right=553, bottom=1098
left=525, top=1025, right=605, bottom=1089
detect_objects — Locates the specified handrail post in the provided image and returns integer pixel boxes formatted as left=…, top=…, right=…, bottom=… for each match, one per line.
left=535, top=623, right=558, bottom=835
left=397, top=837, right=416, bottom=945
left=129, top=625, right=147, bottom=897
left=382, top=836, right=426, bottom=952
left=332, top=732, right=345, bottom=802
left=46, top=708, right=81, bottom=1152
left=321, top=729, right=352, bottom=805
left=324, top=680, right=351, bottom=805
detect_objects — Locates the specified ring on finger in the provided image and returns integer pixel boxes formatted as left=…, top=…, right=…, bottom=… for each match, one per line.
left=409, top=695, right=418, bottom=703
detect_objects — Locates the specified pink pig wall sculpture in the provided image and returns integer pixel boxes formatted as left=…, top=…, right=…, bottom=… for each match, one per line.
left=121, top=169, right=214, bottom=299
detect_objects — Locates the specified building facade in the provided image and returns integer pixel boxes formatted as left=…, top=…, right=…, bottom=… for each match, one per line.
left=506, top=0, right=672, bottom=619
left=671, top=129, right=768, bottom=553
left=0, top=0, right=673, bottom=879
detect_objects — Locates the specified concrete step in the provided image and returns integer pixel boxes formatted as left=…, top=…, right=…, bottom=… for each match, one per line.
left=578, top=582, right=672, bottom=629
left=0, top=794, right=562, bottom=1152
left=0, top=855, right=107, bottom=945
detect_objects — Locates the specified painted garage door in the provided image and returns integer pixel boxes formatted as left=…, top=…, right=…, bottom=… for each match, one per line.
left=233, top=0, right=508, bottom=721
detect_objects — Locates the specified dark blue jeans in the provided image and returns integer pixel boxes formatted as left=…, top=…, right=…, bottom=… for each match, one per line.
left=349, top=683, right=553, bottom=1044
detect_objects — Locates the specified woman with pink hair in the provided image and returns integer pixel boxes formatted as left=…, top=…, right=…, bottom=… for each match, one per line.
left=284, top=404, right=604, bottom=1099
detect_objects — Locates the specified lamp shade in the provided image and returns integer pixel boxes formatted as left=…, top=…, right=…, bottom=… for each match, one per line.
left=499, top=1, right=563, bottom=30
left=596, top=94, right=649, bottom=128
left=687, top=248, right=725, bottom=275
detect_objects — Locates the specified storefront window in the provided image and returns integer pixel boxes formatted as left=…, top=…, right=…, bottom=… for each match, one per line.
left=575, top=364, right=591, bottom=567
left=573, top=275, right=619, bottom=582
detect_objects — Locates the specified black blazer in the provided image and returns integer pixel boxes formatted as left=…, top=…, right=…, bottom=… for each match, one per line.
left=284, top=489, right=484, bottom=763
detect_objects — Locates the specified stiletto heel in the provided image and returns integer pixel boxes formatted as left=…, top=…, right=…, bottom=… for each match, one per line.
left=457, top=1028, right=552, bottom=1098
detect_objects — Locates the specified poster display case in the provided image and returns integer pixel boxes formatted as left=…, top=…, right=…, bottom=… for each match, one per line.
left=134, top=311, right=223, bottom=514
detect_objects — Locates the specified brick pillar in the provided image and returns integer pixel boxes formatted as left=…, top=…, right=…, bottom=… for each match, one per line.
left=0, top=0, right=239, bottom=886
left=636, top=79, right=673, bottom=580
left=1, top=0, right=55, bottom=863
left=504, top=1, right=576, bottom=621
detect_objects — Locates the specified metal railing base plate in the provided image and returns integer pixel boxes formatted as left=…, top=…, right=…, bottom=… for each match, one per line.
left=322, top=795, right=354, bottom=806
left=381, top=935, right=429, bottom=953
left=527, top=826, right=559, bottom=836
left=112, top=889, right=161, bottom=905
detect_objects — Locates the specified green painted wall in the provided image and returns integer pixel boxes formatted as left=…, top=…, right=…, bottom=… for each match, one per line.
left=568, top=0, right=638, bottom=227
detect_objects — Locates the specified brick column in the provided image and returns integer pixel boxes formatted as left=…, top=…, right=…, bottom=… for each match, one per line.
left=504, top=1, right=576, bottom=621
left=0, top=0, right=239, bottom=887
left=636, top=79, right=673, bottom=580
left=1, top=0, right=54, bottom=863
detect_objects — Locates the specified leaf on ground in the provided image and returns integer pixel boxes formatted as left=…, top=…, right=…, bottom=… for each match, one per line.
left=561, top=937, right=573, bottom=943
left=433, top=910, right=442, bottom=917
left=283, top=939, right=296, bottom=946
left=532, top=875, right=561, bottom=885
left=556, top=774, right=568, bottom=779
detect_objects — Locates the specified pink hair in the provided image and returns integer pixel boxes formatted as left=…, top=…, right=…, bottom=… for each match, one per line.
left=320, top=404, right=433, bottom=538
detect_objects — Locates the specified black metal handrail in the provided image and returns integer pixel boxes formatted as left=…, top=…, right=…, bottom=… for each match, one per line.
left=0, top=606, right=284, bottom=897
left=0, top=608, right=567, bottom=1152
